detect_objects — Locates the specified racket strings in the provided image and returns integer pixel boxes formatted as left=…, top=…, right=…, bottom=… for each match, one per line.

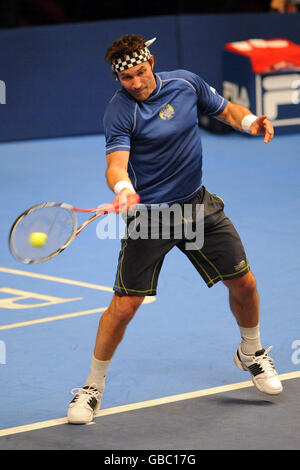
left=9, top=194, right=140, bottom=264
left=10, top=205, right=76, bottom=263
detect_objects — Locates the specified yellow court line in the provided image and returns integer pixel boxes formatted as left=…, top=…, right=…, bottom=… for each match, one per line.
left=0, top=370, right=299, bottom=438
left=0, top=307, right=107, bottom=330
left=0, top=267, right=113, bottom=292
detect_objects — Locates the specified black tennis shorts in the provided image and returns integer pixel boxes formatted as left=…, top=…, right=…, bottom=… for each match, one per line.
left=113, top=185, right=250, bottom=296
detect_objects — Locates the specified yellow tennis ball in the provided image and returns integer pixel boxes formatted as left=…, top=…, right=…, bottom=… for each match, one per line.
left=28, top=232, right=48, bottom=248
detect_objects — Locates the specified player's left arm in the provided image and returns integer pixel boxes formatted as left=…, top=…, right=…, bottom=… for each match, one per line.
left=216, top=101, right=274, bottom=144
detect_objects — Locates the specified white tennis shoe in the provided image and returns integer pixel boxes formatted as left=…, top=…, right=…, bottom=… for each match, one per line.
left=67, top=384, right=102, bottom=424
left=234, top=344, right=283, bottom=395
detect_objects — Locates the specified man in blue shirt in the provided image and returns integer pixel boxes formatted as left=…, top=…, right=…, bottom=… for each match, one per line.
left=104, top=65, right=226, bottom=205
left=68, top=34, right=282, bottom=424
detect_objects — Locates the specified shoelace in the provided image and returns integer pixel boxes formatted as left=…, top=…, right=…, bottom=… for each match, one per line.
left=71, top=385, right=100, bottom=405
left=253, top=346, right=276, bottom=374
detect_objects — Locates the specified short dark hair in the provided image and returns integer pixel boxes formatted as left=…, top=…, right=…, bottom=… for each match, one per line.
left=105, top=34, right=146, bottom=65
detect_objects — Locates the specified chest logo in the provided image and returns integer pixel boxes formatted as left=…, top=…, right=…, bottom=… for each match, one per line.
left=159, top=104, right=175, bottom=120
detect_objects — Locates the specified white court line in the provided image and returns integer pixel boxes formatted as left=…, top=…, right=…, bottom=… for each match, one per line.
left=0, top=266, right=110, bottom=329
left=0, top=307, right=107, bottom=330
left=0, top=267, right=113, bottom=292
left=0, top=267, right=154, bottom=329
left=0, top=370, right=299, bottom=438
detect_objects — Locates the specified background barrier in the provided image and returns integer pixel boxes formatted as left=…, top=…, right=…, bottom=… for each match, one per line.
left=0, top=13, right=299, bottom=142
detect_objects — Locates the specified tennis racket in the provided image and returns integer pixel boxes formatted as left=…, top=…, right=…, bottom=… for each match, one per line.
left=9, top=193, right=140, bottom=264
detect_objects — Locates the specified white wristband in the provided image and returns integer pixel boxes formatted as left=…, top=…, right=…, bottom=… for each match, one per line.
left=113, top=180, right=135, bottom=195
left=241, top=114, right=258, bottom=133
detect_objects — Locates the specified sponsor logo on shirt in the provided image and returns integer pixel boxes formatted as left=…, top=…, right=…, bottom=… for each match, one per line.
left=159, top=104, right=175, bottom=120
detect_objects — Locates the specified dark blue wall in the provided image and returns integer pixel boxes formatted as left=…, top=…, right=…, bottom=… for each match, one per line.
left=178, top=13, right=300, bottom=89
left=0, top=13, right=299, bottom=142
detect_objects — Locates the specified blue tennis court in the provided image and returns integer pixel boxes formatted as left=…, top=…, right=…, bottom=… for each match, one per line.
left=0, top=129, right=299, bottom=449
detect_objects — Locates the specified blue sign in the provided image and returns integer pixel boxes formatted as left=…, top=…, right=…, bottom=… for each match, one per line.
left=222, top=50, right=300, bottom=134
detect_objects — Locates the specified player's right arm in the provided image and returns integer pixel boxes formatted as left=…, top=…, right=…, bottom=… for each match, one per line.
left=105, top=150, right=136, bottom=212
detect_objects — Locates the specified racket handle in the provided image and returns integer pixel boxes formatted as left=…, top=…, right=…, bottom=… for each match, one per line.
left=75, top=193, right=140, bottom=236
left=113, top=193, right=140, bottom=212
left=72, top=194, right=140, bottom=215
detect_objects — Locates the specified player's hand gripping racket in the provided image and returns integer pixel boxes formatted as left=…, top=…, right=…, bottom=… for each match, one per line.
left=9, top=194, right=140, bottom=264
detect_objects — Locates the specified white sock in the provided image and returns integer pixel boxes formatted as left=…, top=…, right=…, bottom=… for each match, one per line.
left=85, top=354, right=111, bottom=392
left=239, top=325, right=262, bottom=355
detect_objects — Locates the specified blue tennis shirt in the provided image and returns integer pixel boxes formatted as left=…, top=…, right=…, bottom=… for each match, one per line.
left=104, top=69, right=227, bottom=205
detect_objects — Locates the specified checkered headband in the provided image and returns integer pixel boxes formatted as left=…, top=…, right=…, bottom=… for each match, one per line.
left=111, top=38, right=156, bottom=74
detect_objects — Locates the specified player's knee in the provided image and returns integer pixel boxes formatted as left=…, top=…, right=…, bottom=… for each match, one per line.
left=226, top=271, right=257, bottom=296
left=112, top=294, right=144, bottom=324
left=240, top=271, right=257, bottom=294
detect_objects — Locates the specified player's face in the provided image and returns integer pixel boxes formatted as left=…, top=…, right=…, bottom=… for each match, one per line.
left=118, top=57, right=156, bottom=101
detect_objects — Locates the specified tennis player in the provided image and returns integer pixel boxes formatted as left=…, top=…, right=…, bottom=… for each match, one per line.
left=68, top=34, right=282, bottom=424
